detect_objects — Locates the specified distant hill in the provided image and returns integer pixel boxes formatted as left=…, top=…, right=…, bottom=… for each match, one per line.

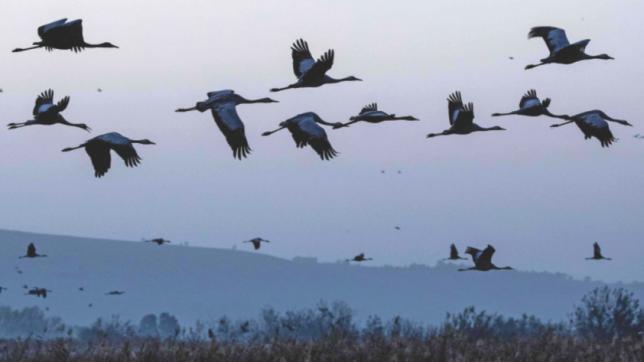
left=0, top=229, right=641, bottom=326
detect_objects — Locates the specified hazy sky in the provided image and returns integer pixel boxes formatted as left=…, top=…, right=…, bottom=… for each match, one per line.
left=1, top=0, right=643, bottom=283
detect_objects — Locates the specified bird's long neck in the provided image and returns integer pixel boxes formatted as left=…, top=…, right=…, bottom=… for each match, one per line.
left=130, top=139, right=148, bottom=144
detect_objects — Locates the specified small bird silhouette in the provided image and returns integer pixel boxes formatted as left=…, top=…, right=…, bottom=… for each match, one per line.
left=8, top=89, right=90, bottom=131
left=347, top=253, right=372, bottom=262
left=333, top=103, right=418, bottom=129
left=105, top=290, right=125, bottom=296
left=550, top=110, right=631, bottom=147
left=12, top=18, right=118, bottom=53
left=97, top=88, right=102, bottom=92
left=585, top=242, right=612, bottom=260
left=444, top=244, right=467, bottom=261
left=394, top=226, right=401, bottom=231
left=459, top=245, right=513, bottom=271
left=492, top=89, right=568, bottom=119
left=19, top=243, right=47, bottom=258
left=145, top=238, right=171, bottom=246
left=243, top=237, right=270, bottom=250
left=0, top=287, right=8, bottom=294
left=26, top=287, right=51, bottom=298
left=427, top=92, right=505, bottom=139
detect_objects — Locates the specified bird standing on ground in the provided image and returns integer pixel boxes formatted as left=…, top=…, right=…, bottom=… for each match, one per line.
left=8, top=89, right=90, bottom=131
left=549, top=110, right=631, bottom=147
left=525, top=26, right=613, bottom=70
left=262, top=112, right=342, bottom=160
left=347, top=253, right=372, bottom=262
left=426, top=92, right=505, bottom=139
left=61, top=132, right=155, bottom=177
left=243, top=237, right=270, bottom=250
left=444, top=244, right=467, bottom=261
left=176, top=90, right=278, bottom=159
left=12, top=18, right=118, bottom=53
left=586, top=242, right=612, bottom=260
left=492, top=89, right=568, bottom=119
left=270, top=39, right=361, bottom=92
left=334, top=103, right=418, bottom=128
left=459, top=245, right=513, bottom=271
left=19, top=243, right=47, bottom=258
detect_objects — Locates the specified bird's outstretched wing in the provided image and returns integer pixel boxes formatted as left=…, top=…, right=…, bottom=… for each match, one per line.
left=211, top=104, right=251, bottom=160
left=464, top=247, right=480, bottom=263
left=528, top=26, right=570, bottom=54
left=593, top=242, right=601, bottom=258
left=519, top=89, right=540, bottom=109
left=112, top=143, right=142, bottom=168
left=85, top=141, right=112, bottom=177
left=447, top=91, right=473, bottom=127
left=303, top=49, right=334, bottom=81
left=576, top=112, right=615, bottom=147
left=60, top=20, right=86, bottom=52
left=479, top=245, right=496, bottom=265
left=360, top=103, right=378, bottom=115
left=298, top=118, right=338, bottom=160
left=450, top=244, right=459, bottom=259
left=38, top=18, right=68, bottom=38
left=55, top=96, right=70, bottom=112
left=33, top=89, right=54, bottom=115
left=291, top=39, right=315, bottom=78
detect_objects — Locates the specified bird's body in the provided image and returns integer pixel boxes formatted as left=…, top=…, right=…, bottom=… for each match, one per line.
left=262, top=112, right=342, bottom=160
left=243, top=237, right=270, bottom=250
left=459, top=245, right=513, bottom=271
left=586, top=242, right=612, bottom=260
left=444, top=243, right=467, bottom=261
left=334, top=103, right=418, bottom=128
left=12, top=19, right=118, bottom=53
left=145, top=238, right=171, bottom=246
left=19, top=243, right=46, bottom=258
left=106, top=290, right=125, bottom=296
left=427, top=92, right=505, bottom=139
left=492, top=89, right=567, bottom=118
left=61, top=132, right=155, bottom=177
left=550, top=110, right=631, bottom=147
left=270, top=39, right=361, bottom=92
left=525, top=26, right=613, bottom=70
left=175, top=90, right=278, bottom=159
left=8, top=89, right=90, bottom=131
left=347, top=253, right=372, bottom=262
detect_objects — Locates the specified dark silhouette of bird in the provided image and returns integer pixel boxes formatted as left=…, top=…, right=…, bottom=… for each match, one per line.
left=19, top=243, right=47, bottom=258
left=8, top=89, right=90, bottom=131
left=634, top=133, right=644, bottom=139
left=492, top=90, right=568, bottom=119
left=208, top=328, right=215, bottom=340
left=243, top=237, right=270, bottom=250
left=78, top=287, right=84, bottom=292
left=97, top=88, right=102, bottom=92
left=394, top=226, right=401, bottom=230
left=426, top=92, right=505, bottom=139
left=145, top=238, right=171, bottom=246
left=444, top=244, right=467, bottom=261
left=105, top=290, right=125, bottom=295
left=26, top=287, right=51, bottom=298
left=15, top=267, right=23, bottom=274
left=262, top=112, right=342, bottom=160
left=525, top=26, right=613, bottom=70
left=586, top=242, right=612, bottom=260
left=0, top=287, right=7, bottom=294
left=88, top=303, right=93, bottom=308
left=61, top=132, right=155, bottom=177
left=458, top=245, right=513, bottom=271
left=175, top=90, right=278, bottom=159
left=333, top=103, right=418, bottom=128
left=240, top=321, right=250, bottom=333
left=12, top=18, right=118, bottom=53
left=0, top=88, right=3, bottom=93
left=549, top=110, right=632, bottom=147
left=270, top=39, right=361, bottom=92
left=346, top=253, right=372, bottom=262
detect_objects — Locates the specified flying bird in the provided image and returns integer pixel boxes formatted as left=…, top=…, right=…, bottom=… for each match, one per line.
left=175, top=90, right=278, bottom=159
left=262, top=112, right=342, bottom=160
left=270, top=39, right=361, bottom=92
left=26, top=287, right=51, bottom=298
left=426, top=92, right=505, bottom=139
left=346, top=253, right=372, bottom=262
left=585, top=242, right=612, bottom=260
left=0, top=287, right=7, bottom=294
left=145, top=238, right=171, bottom=246
left=333, top=103, right=418, bottom=128
left=444, top=244, right=467, bottom=261
left=458, top=245, right=513, bottom=271
left=492, top=90, right=568, bottom=119
left=549, top=110, right=631, bottom=147
left=97, top=88, right=102, bottom=92
left=243, top=237, right=270, bottom=250
left=12, top=18, right=118, bottom=53
left=394, top=226, right=401, bottom=231
left=61, top=132, right=155, bottom=177
left=19, top=243, right=47, bottom=258
left=8, top=89, right=90, bottom=131
left=525, top=26, right=613, bottom=70
left=105, top=290, right=125, bottom=296
left=633, top=134, right=644, bottom=139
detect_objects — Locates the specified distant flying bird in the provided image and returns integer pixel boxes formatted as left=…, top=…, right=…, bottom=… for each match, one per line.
left=633, top=133, right=644, bottom=139
left=15, top=267, right=23, bottom=274
left=19, top=243, right=47, bottom=258
left=347, top=253, right=372, bottom=262
left=243, top=237, right=270, bottom=250
left=270, top=39, right=361, bottom=92
left=586, top=242, right=612, bottom=260
left=97, top=88, right=102, bottom=92
left=459, top=245, right=513, bottom=271
left=333, top=103, right=418, bottom=128
left=394, top=226, right=401, bottom=231
left=78, top=287, right=84, bottom=292
left=0, top=287, right=7, bottom=294
left=8, top=89, right=91, bottom=131
left=105, top=290, right=125, bottom=296
left=88, top=303, right=93, bottom=308
left=26, top=287, right=51, bottom=298
left=12, top=18, right=118, bottom=53
left=262, top=112, right=342, bottom=160
left=549, top=110, right=632, bottom=147
left=145, top=238, right=171, bottom=246
left=525, top=26, right=613, bottom=70
left=61, top=132, right=155, bottom=177
left=175, top=90, right=278, bottom=159
left=492, top=90, right=567, bottom=119
left=444, top=244, right=467, bottom=261
left=0, top=88, right=3, bottom=93
left=427, top=92, right=505, bottom=139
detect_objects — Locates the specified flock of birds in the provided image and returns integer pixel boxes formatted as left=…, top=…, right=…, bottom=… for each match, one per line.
left=0, top=18, right=625, bottom=304
left=3, top=20, right=639, bottom=177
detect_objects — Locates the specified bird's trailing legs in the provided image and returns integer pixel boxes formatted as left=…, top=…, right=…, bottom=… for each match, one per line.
left=550, top=120, right=574, bottom=128
left=175, top=106, right=199, bottom=112
left=525, top=62, right=547, bottom=70
left=7, top=121, right=36, bottom=130
left=12, top=43, right=44, bottom=53
left=261, top=125, right=286, bottom=136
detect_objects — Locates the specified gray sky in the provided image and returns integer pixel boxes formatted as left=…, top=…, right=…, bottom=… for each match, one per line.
left=1, top=0, right=643, bottom=283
